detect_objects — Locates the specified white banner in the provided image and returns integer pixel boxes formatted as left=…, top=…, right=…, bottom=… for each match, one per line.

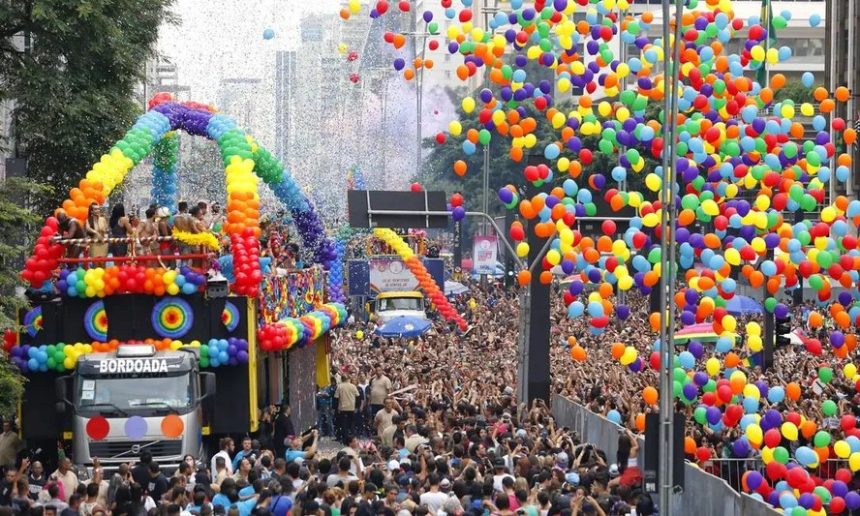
left=369, top=257, right=418, bottom=293
left=472, top=235, right=498, bottom=274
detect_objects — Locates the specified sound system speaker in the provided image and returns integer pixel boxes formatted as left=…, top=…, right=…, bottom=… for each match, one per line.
left=643, top=412, right=685, bottom=493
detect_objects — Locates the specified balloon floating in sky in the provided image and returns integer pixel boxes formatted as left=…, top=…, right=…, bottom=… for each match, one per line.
left=262, top=28, right=275, bottom=40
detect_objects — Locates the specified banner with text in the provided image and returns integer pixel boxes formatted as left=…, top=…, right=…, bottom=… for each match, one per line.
left=472, top=236, right=499, bottom=274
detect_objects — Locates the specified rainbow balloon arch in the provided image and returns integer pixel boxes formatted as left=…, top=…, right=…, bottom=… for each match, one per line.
left=10, top=93, right=348, bottom=372
left=21, top=93, right=340, bottom=299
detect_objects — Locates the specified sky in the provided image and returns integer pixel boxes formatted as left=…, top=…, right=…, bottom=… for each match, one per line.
left=157, top=0, right=341, bottom=102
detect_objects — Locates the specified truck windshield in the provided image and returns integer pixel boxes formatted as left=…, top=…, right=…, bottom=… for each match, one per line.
left=378, top=297, right=423, bottom=311
left=76, top=373, right=193, bottom=414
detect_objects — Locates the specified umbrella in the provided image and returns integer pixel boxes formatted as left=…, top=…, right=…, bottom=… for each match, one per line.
left=673, top=323, right=736, bottom=343
left=725, top=295, right=763, bottom=315
left=444, top=280, right=469, bottom=296
left=375, top=316, right=431, bottom=338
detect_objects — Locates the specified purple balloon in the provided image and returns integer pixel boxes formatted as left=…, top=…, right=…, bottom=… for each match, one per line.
left=847, top=492, right=860, bottom=510
left=628, top=358, right=642, bottom=373
left=798, top=493, right=816, bottom=509
left=616, top=305, right=630, bottom=320
left=832, top=480, right=849, bottom=497
left=732, top=438, right=750, bottom=457
left=682, top=383, right=698, bottom=400
left=746, top=471, right=763, bottom=490
left=831, top=331, right=845, bottom=348
left=680, top=311, right=695, bottom=325
left=689, top=341, right=704, bottom=359
left=706, top=406, right=721, bottom=425
left=774, top=303, right=789, bottom=319
left=693, top=372, right=709, bottom=386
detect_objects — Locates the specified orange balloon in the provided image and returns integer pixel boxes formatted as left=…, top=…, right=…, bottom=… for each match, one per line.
left=643, top=386, right=658, bottom=405
left=635, top=413, right=646, bottom=432
left=539, top=271, right=553, bottom=285
left=786, top=382, right=801, bottom=401
left=611, top=342, right=625, bottom=360
left=808, top=311, right=823, bottom=328
left=570, top=344, right=587, bottom=362
left=724, top=352, right=741, bottom=369
left=684, top=436, right=696, bottom=455
left=801, top=420, right=818, bottom=440
left=649, top=312, right=661, bottom=332
left=835, top=86, right=851, bottom=102
left=453, top=160, right=468, bottom=177
left=517, top=270, right=531, bottom=286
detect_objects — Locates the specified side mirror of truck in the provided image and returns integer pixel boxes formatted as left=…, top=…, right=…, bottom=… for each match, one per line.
left=200, top=372, right=216, bottom=400
left=55, top=376, right=72, bottom=412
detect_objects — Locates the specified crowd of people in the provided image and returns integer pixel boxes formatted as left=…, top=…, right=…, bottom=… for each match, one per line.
left=7, top=230, right=859, bottom=515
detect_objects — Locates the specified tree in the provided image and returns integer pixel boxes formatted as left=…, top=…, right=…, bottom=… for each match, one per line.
left=0, top=0, right=175, bottom=213
left=0, top=178, right=50, bottom=416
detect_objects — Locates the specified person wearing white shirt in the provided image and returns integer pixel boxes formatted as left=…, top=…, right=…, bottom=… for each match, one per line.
left=210, top=437, right=235, bottom=477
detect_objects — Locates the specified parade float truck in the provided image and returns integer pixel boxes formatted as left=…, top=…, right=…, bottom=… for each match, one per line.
left=370, top=291, right=428, bottom=324
left=8, top=94, right=348, bottom=471
left=56, top=344, right=214, bottom=470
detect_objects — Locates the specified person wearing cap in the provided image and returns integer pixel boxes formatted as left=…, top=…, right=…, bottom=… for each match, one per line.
left=419, top=474, right=449, bottom=513
left=491, top=458, right=514, bottom=493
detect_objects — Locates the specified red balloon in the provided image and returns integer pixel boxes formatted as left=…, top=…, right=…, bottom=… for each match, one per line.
left=695, top=447, right=711, bottom=462
left=830, top=497, right=846, bottom=514
left=410, top=182, right=423, bottom=192
left=765, top=461, right=786, bottom=480
left=601, top=220, right=616, bottom=236
left=764, top=428, right=781, bottom=448
left=450, top=193, right=464, bottom=207
left=786, top=467, right=808, bottom=489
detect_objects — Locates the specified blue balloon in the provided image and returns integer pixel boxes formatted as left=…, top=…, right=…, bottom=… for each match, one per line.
left=801, top=72, right=815, bottom=88
left=678, top=351, right=695, bottom=370
left=262, top=28, right=275, bottom=40
left=606, top=410, right=622, bottom=425
left=809, top=13, right=821, bottom=27
left=767, top=386, right=785, bottom=404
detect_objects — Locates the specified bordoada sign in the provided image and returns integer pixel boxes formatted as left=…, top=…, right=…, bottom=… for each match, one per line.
left=97, top=358, right=169, bottom=374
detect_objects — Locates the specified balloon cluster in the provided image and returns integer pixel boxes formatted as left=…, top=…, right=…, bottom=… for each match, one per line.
left=5, top=338, right=248, bottom=373
left=373, top=228, right=467, bottom=331
left=200, top=337, right=249, bottom=368
left=327, top=239, right=347, bottom=303
left=223, top=156, right=262, bottom=297
left=257, top=303, right=347, bottom=352
left=56, top=265, right=205, bottom=298
left=217, top=255, right=271, bottom=285
left=151, top=132, right=179, bottom=212
left=21, top=217, right=65, bottom=288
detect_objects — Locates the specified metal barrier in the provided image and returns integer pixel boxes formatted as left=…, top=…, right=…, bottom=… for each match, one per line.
left=551, top=395, right=780, bottom=516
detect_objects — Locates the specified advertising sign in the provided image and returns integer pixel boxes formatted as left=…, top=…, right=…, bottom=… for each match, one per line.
left=472, top=236, right=498, bottom=274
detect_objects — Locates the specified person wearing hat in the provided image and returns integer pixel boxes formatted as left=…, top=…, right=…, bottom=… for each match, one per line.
left=491, top=458, right=514, bottom=493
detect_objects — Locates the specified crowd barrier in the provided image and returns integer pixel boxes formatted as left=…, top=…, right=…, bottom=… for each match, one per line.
left=550, top=396, right=780, bottom=516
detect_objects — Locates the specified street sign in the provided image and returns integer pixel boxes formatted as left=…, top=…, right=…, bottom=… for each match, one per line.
left=347, top=190, right=449, bottom=229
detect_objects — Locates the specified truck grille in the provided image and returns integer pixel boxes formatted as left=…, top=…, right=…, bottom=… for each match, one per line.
left=89, top=440, right=182, bottom=460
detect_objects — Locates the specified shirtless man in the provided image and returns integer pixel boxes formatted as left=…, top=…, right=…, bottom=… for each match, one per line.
left=137, top=207, right=159, bottom=255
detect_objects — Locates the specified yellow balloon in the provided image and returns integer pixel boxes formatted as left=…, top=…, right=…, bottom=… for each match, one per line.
left=835, top=440, right=851, bottom=459
left=746, top=321, right=761, bottom=336
left=850, top=452, right=860, bottom=472
left=781, top=422, right=798, bottom=441
left=706, top=357, right=720, bottom=377
left=745, top=424, right=762, bottom=445
left=462, top=97, right=476, bottom=113
left=449, top=121, right=462, bottom=136
left=516, top=242, right=530, bottom=258
left=845, top=363, right=858, bottom=379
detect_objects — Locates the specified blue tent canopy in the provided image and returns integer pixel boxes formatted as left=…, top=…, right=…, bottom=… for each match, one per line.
left=375, top=316, right=431, bottom=338
left=725, top=295, right=763, bottom=315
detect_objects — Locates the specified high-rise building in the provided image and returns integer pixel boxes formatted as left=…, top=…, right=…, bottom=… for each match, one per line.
left=825, top=0, right=858, bottom=197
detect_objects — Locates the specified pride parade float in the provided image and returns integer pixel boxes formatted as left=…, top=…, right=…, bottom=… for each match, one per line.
left=4, top=94, right=347, bottom=469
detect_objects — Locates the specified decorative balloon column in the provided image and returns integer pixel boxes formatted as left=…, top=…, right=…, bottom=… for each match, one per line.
left=373, top=228, right=467, bottom=331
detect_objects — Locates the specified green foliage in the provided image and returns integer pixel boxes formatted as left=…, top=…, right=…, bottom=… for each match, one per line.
left=0, top=359, right=24, bottom=419
left=773, top=81, right=817, bottom=105
left=0, top=178, right=51, bottom=332
left=0, top=0, right=175, bottom=213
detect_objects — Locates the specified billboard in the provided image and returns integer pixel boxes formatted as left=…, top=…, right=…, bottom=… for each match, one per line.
left=472, top=236, right=498, bottom=274
left=348, top=258, right=444, bottom=297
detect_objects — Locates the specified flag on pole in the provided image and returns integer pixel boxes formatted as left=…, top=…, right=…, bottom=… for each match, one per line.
left=756, top=0, right=776, bottom=86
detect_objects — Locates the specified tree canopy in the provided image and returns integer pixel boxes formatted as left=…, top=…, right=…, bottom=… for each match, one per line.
left=0, top=0, right=175, bottom=212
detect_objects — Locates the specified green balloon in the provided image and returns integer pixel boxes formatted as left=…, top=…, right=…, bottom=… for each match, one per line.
left=673, top=367, right=687, bottom=383
left=427, top=21, right=439, bottom=34
left=584, top=203, right=596, bottom=216
left=673, top=380, right=682, bottom=398
left=808, top=275, right=823, bottom=290
left=819, top=367, right=833, bottom=384
left=648, top=247, right=662, bottom=264
left=821, top=399, right=837, bottom=416
left=478, top=129, right=491, bottom=145
left=694, top=406, right=707, bottom=425
left=813, top=430, right=831, bottom=448
left=764, top=297, right=777, bottom=313
left=773, top=446, right=790, bottom=464
left=703, top=379, right=716, bottom=393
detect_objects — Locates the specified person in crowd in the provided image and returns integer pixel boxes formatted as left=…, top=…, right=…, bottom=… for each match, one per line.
left=212, top=439, right=235, bottom=478
left=108, top=204, right=134, bottom=257
left=334, top=375, right=359, bottom=444
left=137, top=207, right=159, bottom=255
left=50, top=458, right=78, bottom=503
left=57, top=209, right=86, bottom=259
left=232, top=438, right=258, bottom=472
left=85, top=203, right=109, bottom=260
left=156, top=207, right=173, bottom=256
left=0, top=421, right=21, bottom=471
